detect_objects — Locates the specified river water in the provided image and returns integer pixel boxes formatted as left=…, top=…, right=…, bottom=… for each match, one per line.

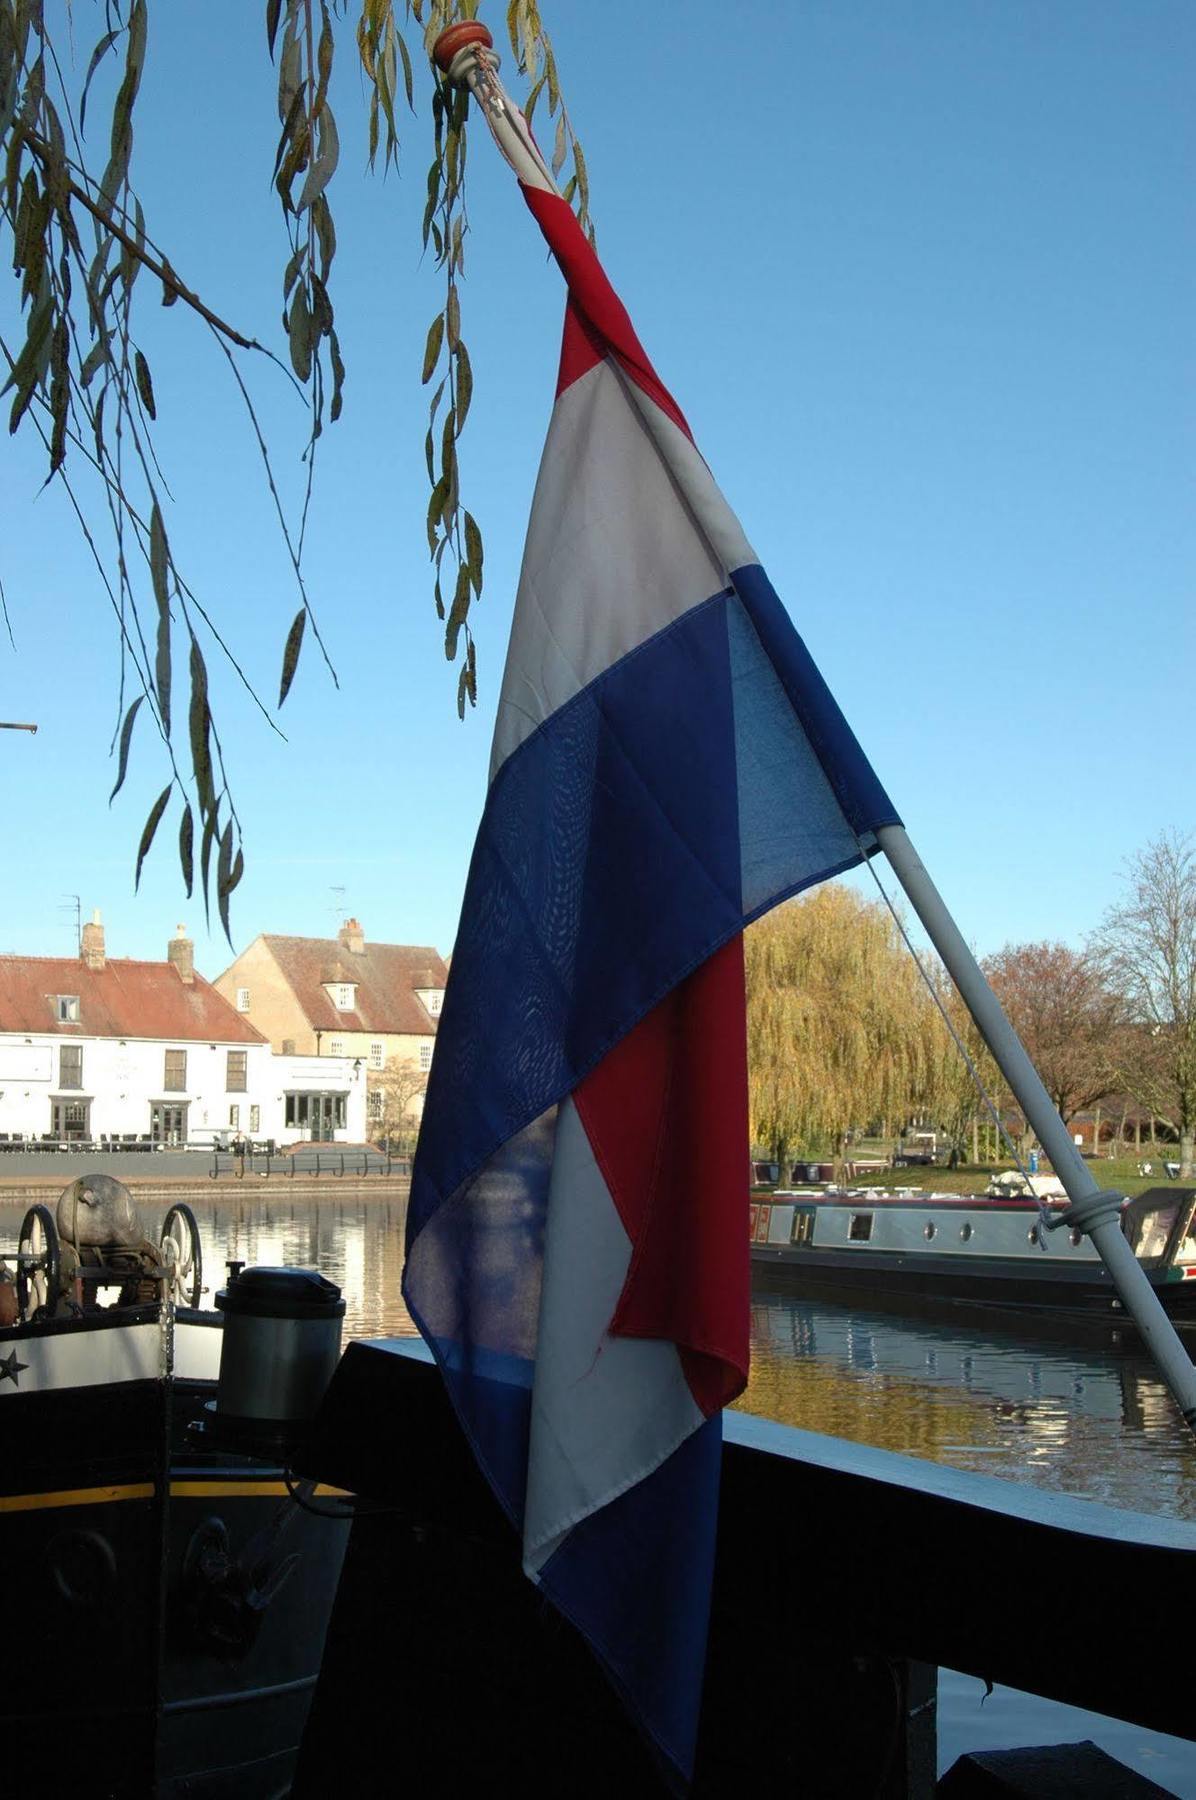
left=6, top=1185, right=1196, bottom=1790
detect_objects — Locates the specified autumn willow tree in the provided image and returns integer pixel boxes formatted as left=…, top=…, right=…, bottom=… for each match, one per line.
left=0, top=0, right=590, bottom=930
left=744, top=885, right=976, bottom=1170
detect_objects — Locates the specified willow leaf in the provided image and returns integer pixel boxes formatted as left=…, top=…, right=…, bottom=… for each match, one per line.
left=188, top=636, right=214, bottom=817
left=421, top=313, right=443, bottom=383
left=150, top=503, right=171, bottom=736
left=134, top=347, right=156, bottom=419
left=464, top=509, right=483, bottom=597
left=288, top=284, right=312, bottom=381
left=199, top=807, right=219, bottom=926
left=454, top=339, right=472, bottom=432
left=134, top=784, right=173, bottom=891
left=216, top=820, right=235, bottom=942
left=178, top=802, right=194, bottom=898
left=108, top=694, right=144, bottom=804
left=278, top=606, right=306, bottom=706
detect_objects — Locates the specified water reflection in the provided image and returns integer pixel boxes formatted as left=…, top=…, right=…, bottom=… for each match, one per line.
left=5, top=1186, right=1193, bottom=1519
left=742, top=1291, right=1196, bottom=1519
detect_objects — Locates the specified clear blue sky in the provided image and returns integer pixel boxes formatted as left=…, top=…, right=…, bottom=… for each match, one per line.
left=2, top=1, right=1192, bottom=975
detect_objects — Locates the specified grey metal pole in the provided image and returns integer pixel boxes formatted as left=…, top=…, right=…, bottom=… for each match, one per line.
left=878, top=823, right=1196, bottom=1426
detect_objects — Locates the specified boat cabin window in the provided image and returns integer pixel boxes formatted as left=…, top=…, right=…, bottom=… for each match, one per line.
left=1134, top=1205, right=1179, bottom=1259
left=959, top=1222, right=974, bottom=1243
left=922, top=1221, right=936, bottom=1241
left=1122, top=1194, right=1185, bottom=1259
left=848, top=1213, right=873, bottom=1242
left=791, top=1210, right=815, bottom=1247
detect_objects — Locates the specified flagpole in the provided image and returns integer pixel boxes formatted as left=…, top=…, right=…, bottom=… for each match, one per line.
left=433, top=24, right=557, bottom=194
left=879, top=822, right=1196, bottom=1427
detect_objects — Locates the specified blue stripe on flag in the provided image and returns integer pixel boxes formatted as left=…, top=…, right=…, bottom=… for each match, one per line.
left=538, top=1412, right=724, bottom=1782
left=410, top=577, right=899, bottom=1252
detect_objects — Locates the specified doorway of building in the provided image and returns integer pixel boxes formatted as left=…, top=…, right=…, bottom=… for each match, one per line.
left=150, top=1102, right=188, bottom=1146
left=51, top=1098, right=91, bottom=1141
left=284, top=1092, right=346, bottom=1140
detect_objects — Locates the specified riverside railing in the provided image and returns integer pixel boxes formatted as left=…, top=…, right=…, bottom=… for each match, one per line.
left=208, top=1146, right=411, bottom=1181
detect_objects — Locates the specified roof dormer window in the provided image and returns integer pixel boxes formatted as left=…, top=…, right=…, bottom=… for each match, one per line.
left=333, top=983, right=355, bottom=1011
left=55, top=995, right=80, bottom=1022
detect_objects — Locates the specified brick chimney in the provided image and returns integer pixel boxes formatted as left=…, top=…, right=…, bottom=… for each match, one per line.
left=80, top=909, right=106, bottom=971
left=339, top=917, right=365, bottom=955
left=168, top=924, right=195, bottom=985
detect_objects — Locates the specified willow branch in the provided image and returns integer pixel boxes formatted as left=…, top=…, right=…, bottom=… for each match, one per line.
left=15, top=121, right=267, bottom=355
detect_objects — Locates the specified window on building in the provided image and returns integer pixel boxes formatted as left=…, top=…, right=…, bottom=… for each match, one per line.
left=236, top=987, right=251, bottom=1012
left=59, top=1044, right=83, bottom=1090
left=334, top=985, right=355, bottom=1010
left=226, top=1050, right=247, bottom=1091
left=164, top=1049, right=187, bottom=1091
left=229, top=1105, right=240, bottom=1128
left=419, top=1043, right=433, bottom=1072
left=55, top=995, right=79, bottom=1022
left=368, top=1089, right=385, bottom=1121
left=369, top=1041, right=384, bottom=1070
left=428, top=992, right=442, bottom=1016
left=329, top=1038, right=345, bottom=1057
left=249, top=1105, right=260, bottom=1133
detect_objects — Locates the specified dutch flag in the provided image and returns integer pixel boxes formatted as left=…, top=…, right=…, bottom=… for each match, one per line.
left=403, top=184, right=900, bottom=1785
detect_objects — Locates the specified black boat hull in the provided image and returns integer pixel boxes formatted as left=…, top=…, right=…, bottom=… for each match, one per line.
left=0, top=1323, right=348, bottom=1797
left=749, top=1244, right=1196, bottom=1333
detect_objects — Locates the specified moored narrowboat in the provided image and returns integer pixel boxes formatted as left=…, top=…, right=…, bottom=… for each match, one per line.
left=749, top=1184, right=1196, bottom=1328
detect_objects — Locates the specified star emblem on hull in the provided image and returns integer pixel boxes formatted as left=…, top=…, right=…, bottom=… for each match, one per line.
left=1, top=1348, right=29, bottom=1386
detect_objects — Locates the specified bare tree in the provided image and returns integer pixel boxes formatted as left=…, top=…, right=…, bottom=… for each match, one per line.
left=367, top=1058, right=427, bottom=1152
left=1092, top=832, right=1196, bottom=1177
left=980, top=941, right=1123, bottom=1128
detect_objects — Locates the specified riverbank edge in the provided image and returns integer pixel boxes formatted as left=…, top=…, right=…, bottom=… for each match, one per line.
left=0, top=1175, right=412, bottom=1207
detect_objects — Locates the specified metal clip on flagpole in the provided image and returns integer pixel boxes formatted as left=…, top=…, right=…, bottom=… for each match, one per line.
left=433, top=23, right=557, bottom=195
left=878, top=823, right=1196, bottom=1430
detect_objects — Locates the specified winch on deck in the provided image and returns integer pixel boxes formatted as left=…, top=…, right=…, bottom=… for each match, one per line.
left=0, top=1174, right=203, bottom=1325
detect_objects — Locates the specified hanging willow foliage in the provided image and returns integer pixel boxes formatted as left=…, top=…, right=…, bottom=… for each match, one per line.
left=747, top=886, right=945, bottom=1165
left=0, top=0, right=593, bottom=929
left=746, top=884, right=1006, bottom=1169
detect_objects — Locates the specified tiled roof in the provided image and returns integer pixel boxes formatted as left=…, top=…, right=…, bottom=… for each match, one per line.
left=0, top=957, right=267, bottom=1044
left=260, top=937, right=447, bottom=1035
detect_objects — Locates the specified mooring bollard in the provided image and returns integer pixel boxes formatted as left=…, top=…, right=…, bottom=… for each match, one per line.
left=337, top=1152, right=345, bottom=1179
left=210, top=1150, right=219, bottom=1180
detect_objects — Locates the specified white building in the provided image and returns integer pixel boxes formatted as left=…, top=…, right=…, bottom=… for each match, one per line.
left=0, top=915, right=366, bottom=1148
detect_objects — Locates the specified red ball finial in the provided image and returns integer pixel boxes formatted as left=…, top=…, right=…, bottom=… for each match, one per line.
left=432, top=21, right=494, bottom=75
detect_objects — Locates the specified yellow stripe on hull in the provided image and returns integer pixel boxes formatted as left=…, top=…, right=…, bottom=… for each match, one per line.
left=0, top=1479, right=350, bottom=1512
left=0, top=1483, right=154, bottom=1513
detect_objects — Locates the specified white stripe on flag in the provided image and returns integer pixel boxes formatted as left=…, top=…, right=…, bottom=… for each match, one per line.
left=523, top=1095, right=704, bottom=1578
left=490, top=358, right=755, bottom=782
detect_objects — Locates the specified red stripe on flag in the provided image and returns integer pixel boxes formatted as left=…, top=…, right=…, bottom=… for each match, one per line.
left=574, top=937, right=750, bottom=1415
left=523, top=185, right=693, bottom=440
